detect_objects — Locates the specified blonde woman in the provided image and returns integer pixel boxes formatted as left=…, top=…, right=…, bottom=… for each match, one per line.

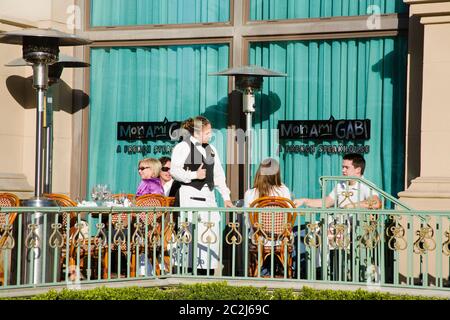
left=136, top=157, right=164, bottom=196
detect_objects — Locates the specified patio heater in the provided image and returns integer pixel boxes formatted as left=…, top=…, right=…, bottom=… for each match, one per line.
left=5, top=55, right=91, bottom=194
left=0, top=28, right=91, bottom=284
left=209, top=65, right=286, bottom=191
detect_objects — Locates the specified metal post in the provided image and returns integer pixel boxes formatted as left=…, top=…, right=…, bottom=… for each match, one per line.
left=243, top=89, right=255, bottom=191
left=20, top=199, right=56, bottom=285
left=245, top=112, right=252, bottom=191
left=23, top=63, right=53, bottom=284
left=33, top=63, right=48, bottom=198
left=44, top=91, right=53, bottom=194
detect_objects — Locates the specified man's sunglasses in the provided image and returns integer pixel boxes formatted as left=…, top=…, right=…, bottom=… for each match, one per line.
left=161, top=167, right=170, bottom=172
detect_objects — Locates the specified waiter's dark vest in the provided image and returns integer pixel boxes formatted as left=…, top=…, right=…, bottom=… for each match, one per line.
left=181, top=141, right=215, bottom=191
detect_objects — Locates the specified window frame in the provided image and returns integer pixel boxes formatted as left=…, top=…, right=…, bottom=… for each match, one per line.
left=85, top=0, right=235, bottom=30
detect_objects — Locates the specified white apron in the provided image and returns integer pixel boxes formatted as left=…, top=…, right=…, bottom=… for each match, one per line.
left=174, top=185, right=221, bottom=270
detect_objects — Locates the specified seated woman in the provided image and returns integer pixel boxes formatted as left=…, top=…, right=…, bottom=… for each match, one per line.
left=136, top=157, right=164, bottom=196
left=158, top=156, right=181, bottom=198
left=244, top=158, right=290, bottom=206
left=243, top=158, right=293, bottom=276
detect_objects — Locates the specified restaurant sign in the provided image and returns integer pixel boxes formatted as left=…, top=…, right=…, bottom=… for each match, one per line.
left=278, top=116, right=370, bottom=140
left=117, top=118, right=181, bottom=141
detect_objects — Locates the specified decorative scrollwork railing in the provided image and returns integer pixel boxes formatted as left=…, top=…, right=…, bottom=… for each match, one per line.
left=201, top=222, right=217, bottom=245
left=225, top=222, right=242, bottom=245
left=328, top=222, right=350, bottom=250
left=177, top=222, right=192, bottom=245
left=413, top=223, right=436, bottom=255
left=251, top=222, right=269, bottom=246
left=304, top=222, right=321, bottom=248
left=387, top=215, right=408, bottom=251
left=24, top=223, right=40, bottom=249
left=359, top=220, right=380, bottom=249
left=276, top=223, right=294, bottom=247
left=0, top=223, right=15, bottom=250
left=48, top=222, right=64, bottom=249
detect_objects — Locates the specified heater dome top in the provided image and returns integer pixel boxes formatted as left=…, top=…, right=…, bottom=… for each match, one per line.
left=0, top=28, right=91, bottom=46
left=5, top=54, right=90, bottom=68
left=209, top=65, right=286, bottom=77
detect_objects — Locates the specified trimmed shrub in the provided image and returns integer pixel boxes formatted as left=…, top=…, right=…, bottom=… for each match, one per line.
left=4, top=282, right=443, bottom=300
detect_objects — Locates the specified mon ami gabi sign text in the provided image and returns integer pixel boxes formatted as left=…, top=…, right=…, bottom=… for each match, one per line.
left=117, top=118, right=181, bottom=141
left=278, top=117, right=371, bottom=140
left=116, top=118, right=180, bottom=156
left=278, top=117, right=371, bottom=155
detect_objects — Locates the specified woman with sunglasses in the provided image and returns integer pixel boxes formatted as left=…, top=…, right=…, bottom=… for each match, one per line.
left=170, top=116, right=233, bottom=274
left=136, top=157, right=164, bottom=196
left=158, top=156, right=180, bottom=197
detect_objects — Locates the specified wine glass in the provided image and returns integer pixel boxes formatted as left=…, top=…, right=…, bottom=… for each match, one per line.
left=75, top=196, right=83, bottom=206
left=91, top=185, right=99, bottom=201
left=118, top=191, right=127, bottom=205
left=103, top=186, right=112, bottom=202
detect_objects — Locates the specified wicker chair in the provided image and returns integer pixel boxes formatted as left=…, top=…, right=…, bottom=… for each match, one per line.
left=166, top=197, right=176, bottom=207
left=44, top=193, right=108, bottom=280
left=135, top=194, right=171, bottom=276
left=103, top=194, right=168, bottom=278
left=111, top=193, right=135, bottom=203
left=43, top=193, right=78, bottom=234
left=110, top=193, right=135, bottom=228
left=248, top=196, right=297, bottom=278
left=0, top=193, right=20, bottom=285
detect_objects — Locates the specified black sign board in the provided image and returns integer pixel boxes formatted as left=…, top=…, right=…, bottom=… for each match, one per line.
left=117, top=118, right=181, bottom=141
left=278, top=116, right=370, bottom=140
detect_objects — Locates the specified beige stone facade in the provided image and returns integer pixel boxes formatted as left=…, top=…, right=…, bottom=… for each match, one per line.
left=399, top=0, right=450, bottom=210
left=0, top=0, right=76, bottom=198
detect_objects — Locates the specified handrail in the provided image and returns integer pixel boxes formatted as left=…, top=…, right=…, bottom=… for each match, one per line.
left=1, top=205, right=449, bottom=216
left=319, top=176, right=413, bottom=211
left=0, top=204, right=448, bottom=291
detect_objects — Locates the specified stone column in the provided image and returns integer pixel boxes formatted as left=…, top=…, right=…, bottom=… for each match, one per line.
left=398, top=1, right=450, bottom=288
left=399, top=0, right=450, bottom=210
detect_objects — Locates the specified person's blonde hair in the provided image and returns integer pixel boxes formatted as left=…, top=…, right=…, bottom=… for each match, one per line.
left=253, top=158, right=282, bottom=198
left=181, top=116, right=211, bottom=136
left=138, top=158, right=161, bottom=178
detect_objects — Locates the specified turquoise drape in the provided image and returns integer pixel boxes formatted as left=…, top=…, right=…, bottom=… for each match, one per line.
left=250, top=0, right=408, bottom=20
left=249, top=36, right=407, bottom=199
left=88, top=44, right=229, bottom=198
left=91, top=0, right=230, bottom=27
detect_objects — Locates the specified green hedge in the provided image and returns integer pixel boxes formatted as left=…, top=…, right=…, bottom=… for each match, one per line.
left=8, top=282, right=443, bottom=300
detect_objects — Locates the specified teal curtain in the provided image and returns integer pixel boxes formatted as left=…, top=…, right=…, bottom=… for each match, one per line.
left=250, top=0, right=408, bottom=20
left=249, top=36, right=407, bottom=199
left=88, top=44, right=229, bottom=198
left=91, top=0, right=230, bottom=27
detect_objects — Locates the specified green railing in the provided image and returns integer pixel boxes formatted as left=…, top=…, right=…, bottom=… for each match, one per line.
left=0, top=178, right=448, bottom=292
left=319, top=176, right=413, bottom=211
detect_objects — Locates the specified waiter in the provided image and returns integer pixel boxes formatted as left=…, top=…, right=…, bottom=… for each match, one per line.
left=170, top=116, right=233, bottom=274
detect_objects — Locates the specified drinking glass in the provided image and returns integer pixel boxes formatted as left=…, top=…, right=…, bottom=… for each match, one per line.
left=91, top=185, right=99, bottom=201
left=118, top=191, right=127, bottom=205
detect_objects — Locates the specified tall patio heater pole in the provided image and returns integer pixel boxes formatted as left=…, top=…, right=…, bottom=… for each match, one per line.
left=209, top=66, right=286, bottom=192
left=0, top=29, right=91, bottom=284
left=5, top=55, right=90, bottom=194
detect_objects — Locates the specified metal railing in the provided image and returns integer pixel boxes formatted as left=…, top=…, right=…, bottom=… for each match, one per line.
left=319, top=176, right=413, bottom=211
left=0, top=178, right=448, bottom=293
